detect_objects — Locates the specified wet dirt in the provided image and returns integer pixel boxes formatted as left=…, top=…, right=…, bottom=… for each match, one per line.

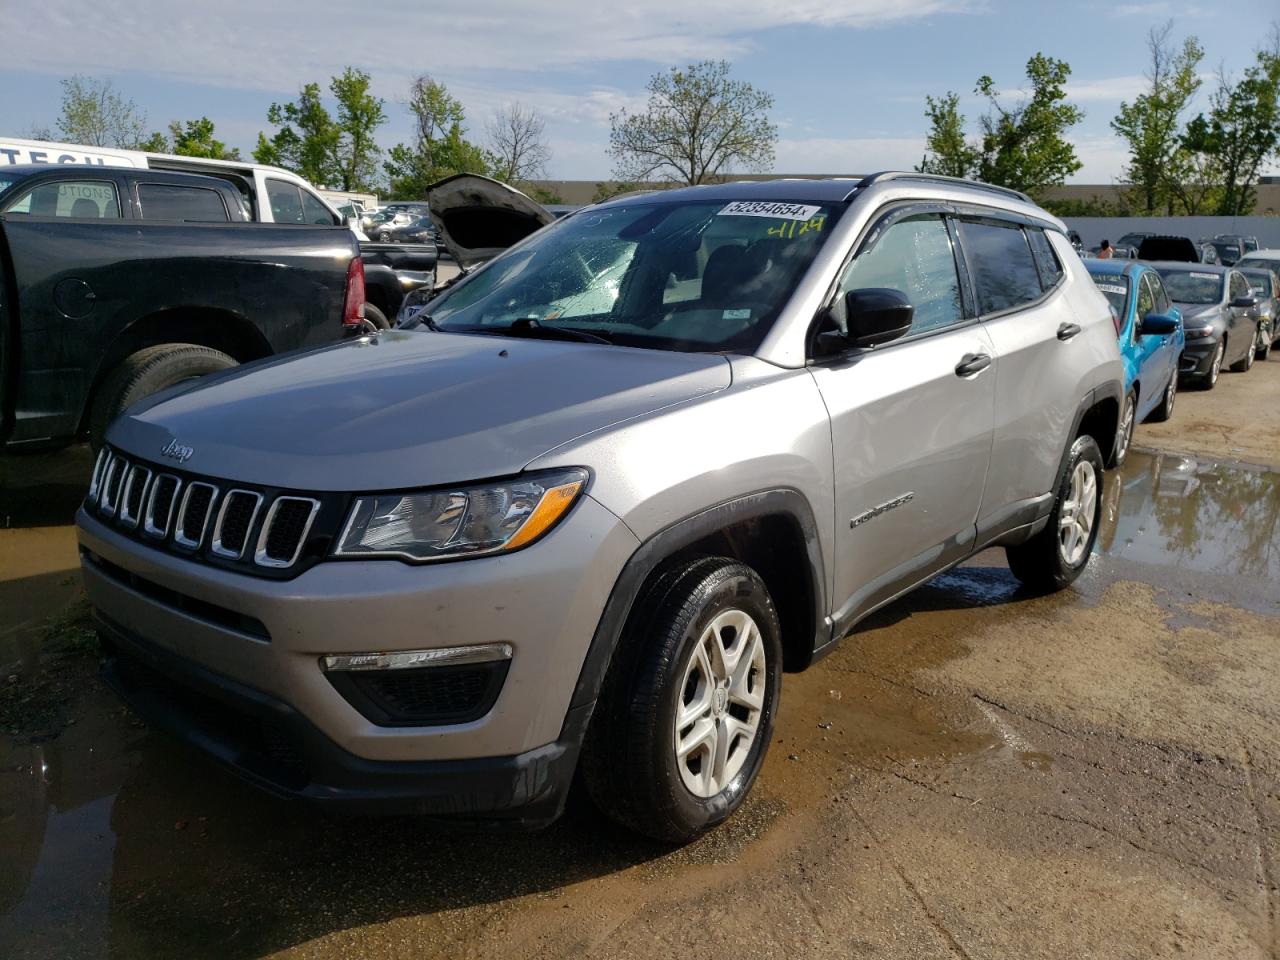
left=1, top=445, right=1279, bottom=958
left=1136, top=349, right=1280, bottom=469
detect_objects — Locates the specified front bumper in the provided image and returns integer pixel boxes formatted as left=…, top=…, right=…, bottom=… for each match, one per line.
left=77, top=494, right=638, bottom=817
left=97, top=615, right=589, bottom=823
left=1179, top=334, right=1221, bottom=378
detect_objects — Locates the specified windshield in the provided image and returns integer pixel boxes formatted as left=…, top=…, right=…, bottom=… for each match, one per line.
left=1211, top=241, right=1240, bottom=260
left=422, top=198, right=840, bottom=353
left=1157, top=268, right=1223, bottom=305
left=1089, top=272, right=1129, bottom=317
left=1243, top=271, right=1273, bottom=297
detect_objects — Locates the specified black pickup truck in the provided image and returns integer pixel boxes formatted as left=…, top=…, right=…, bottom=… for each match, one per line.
left=0, top=164, right=363, bottom=451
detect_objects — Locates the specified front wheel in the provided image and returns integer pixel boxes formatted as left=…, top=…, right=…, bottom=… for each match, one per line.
left=1110, top=389, right=1136, bottom=468
left=1006, top=434, right=1104, bottom=593
left=1257, top=328, right=1271, bottom=361
left=1203, top=341, right=1225, bottom=389
left=582, top=556, right=782, bottom=843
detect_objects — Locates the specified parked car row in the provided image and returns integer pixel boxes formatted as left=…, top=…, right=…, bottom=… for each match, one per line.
left=1089, top=232, right=1261, bottom=265
left=1082, top=252, right=1277, bottom=467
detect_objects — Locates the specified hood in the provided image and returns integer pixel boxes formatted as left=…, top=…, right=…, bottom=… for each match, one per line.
left=107, top=331, right=731, bottom=492
left=426, top=174, right=555, bottom=268
left=1174, top=302, right=1221, bottom=324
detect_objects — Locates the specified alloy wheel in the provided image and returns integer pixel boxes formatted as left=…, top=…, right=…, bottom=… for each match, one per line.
left=674, top=608, right=766, bottom=798
left=1164, top=375, right=1176, bottom=419
left=1116, top=395, right=1135, bottom=464
left=1209, top=342, right=1224, bottom=385
left=1058, top=460, right=1098, bottom=567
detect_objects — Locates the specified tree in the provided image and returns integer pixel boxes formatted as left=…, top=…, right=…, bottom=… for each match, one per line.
left=1166, top=114, right=1225, bottom=215
left=608, top=60, right=776, bottom=185
left=253, top=82, right=340, bottom=186
left=383, top=76, right=492, bottom=198
left=1193, top=35, right=1280, bottom=216
left=1111, top=24, right=1204, bottom=214
left=141, top=117, right=240, bottom=159
left=329, top=68, right=386, bottom=192
left=486, top=102, right=550, bottom=184
left=974, top=54, right=1085, bottom=196
left=917, top=92, right=979, bottom=178
left=55, top=75, right=148, bottom=148
left=917, top=54, right=1084, bottom=199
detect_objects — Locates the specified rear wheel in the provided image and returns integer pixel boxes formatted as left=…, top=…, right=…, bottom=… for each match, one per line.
left=89, top=344, right=237, bottom=450
left=582, top=556, right=782, bottom=843
left=1230, top=333, right=1255, bottom=372
left=362, top=303, right=391, bottom=329
left=1006, top=434, right=1104, bottom=593
left=1148, top=371, right=1176, bottom=423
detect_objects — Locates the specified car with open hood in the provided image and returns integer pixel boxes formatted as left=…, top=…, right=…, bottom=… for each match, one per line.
left=78, top=172, right=1123, bottom=843
left=1151, top=262, right=1264, bottom=386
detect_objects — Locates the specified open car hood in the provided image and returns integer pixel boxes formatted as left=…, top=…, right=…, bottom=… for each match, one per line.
left=426, top=174, right=555, bottom=269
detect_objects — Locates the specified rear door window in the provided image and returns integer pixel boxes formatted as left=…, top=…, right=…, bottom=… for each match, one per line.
left=136, top=183, right=229, bottom=222
left=957, top=220, right=1044, bottom=315
left=2, top=180, right=120, bottom=218
left=266, top=179, right=305, bottom=224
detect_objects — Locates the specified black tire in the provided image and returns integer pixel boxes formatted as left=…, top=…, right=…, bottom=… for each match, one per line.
left=1147, top=370, right=1176, bottom=423
left=582, top=556, right=783, bottom=843
left=1202, top=340, right=1225, bottom=389
left=1006, top=434, right=1104, bottom=593
left=1109, top=388, right=1136, bottom=468
left=89, top=344, right=236, bottom=449
left=363, top=303, right=391, bottom=329
left=1230, top=333, right=1255, bottom=372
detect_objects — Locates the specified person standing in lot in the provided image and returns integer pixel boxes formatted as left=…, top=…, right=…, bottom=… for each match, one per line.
left=1098, top=240, right=1114, bottom=259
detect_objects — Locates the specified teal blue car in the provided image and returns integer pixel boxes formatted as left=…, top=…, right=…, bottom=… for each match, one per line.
left=1085, top=260, right=1184, bottom=467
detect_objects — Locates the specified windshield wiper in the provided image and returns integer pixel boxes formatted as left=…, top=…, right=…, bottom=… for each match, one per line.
left=506, top=317, right=613, bottom=345
left=405, top=312, right=441, bottom=331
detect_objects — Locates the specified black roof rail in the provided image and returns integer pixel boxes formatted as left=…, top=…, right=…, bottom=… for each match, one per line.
left=856, top=171, right=1033, bottom=205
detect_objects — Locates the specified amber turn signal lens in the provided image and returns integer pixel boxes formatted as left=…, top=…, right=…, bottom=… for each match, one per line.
left=504, top=479, right=585, bottom=550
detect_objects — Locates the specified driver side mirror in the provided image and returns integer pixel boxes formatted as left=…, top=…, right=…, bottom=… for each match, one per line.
left=1139, top=312, right=1178, bottom=335
left=1231, top=295, right=1257, bottom=309
left=825, top=288, right=914, bottom=350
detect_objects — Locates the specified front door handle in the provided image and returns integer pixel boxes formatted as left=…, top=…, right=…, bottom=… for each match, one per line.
left=955, top=353, right=992, bottom=377
left=1057, top=322, right=1081, bottom=341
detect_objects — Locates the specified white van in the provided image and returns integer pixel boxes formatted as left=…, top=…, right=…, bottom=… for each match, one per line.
left=0, top=136, right=366, bottom=237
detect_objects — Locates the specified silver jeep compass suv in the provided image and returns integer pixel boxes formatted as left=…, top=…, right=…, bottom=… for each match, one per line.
left=77, top=173, right=1123, bottom=842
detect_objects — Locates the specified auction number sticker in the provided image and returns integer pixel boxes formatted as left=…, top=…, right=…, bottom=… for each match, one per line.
left=718, top=201, right=821, bottom=220
left=1190, top=272, right=1218, bottom=280
left=1096, top=284, right=1127, bottom=295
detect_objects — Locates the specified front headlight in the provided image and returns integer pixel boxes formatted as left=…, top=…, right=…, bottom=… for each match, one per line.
left=334, top=469, right=588, bottom=562
left=1184, top=326, right=1214, bottom=340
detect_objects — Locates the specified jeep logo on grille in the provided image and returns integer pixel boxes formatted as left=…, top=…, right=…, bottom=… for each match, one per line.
left=160, top=439, right=194, bottom=463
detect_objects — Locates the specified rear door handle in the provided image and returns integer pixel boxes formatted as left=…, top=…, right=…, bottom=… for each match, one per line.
left=1057, top=322, right=1081, bottom=341
left=955, top=353, right=992, bottom=377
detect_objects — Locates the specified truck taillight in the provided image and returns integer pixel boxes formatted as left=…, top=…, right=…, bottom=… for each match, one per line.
left=343, top=257, right=366, bottom=331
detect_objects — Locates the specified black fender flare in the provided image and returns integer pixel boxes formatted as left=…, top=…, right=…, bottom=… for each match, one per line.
left=565, top=488, right=828, bottom=720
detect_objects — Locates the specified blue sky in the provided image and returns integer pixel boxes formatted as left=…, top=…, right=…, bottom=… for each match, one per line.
left=1, top=0, right=1277, bottom=184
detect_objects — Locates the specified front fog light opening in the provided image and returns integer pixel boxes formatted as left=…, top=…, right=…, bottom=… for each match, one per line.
left=323, top=643, right=513, bottom=727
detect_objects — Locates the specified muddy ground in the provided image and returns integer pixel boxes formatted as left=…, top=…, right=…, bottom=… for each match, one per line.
left=1, top=356, right=1279, bottom=959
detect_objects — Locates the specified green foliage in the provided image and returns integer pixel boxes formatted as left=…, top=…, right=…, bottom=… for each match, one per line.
left=254, top=81, right=340, bottom=185
left=383, top=76, right=493, bottom=199
left=1195, top=45, right=1280, bottom=216
left=974, top=55, right=1085, bottom=196
left=919, top=54, right=1084, bottom=199
left=329, top=68, right=386, bottom=192
left=608, top=60, right=777, bottom=185
left=590, top=181, right=643, bottom=203
left=142, top=117, right=241, bottom=159
left=1111, top=26, right=1204, bottom=214
left=528, top=185, right=565, bottom=204
left=253, top=69, right=386, bottom=191
left=55, top=75, right=149, bottom=148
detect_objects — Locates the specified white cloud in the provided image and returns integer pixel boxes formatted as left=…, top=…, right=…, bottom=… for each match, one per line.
left=1109, top=2, right=1172, bottom=16
left=4, top=0, right=975, bottom=93
left=1064, top=75, right=1149, bottom=102
left=772, top=136, right=925, bottom=174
